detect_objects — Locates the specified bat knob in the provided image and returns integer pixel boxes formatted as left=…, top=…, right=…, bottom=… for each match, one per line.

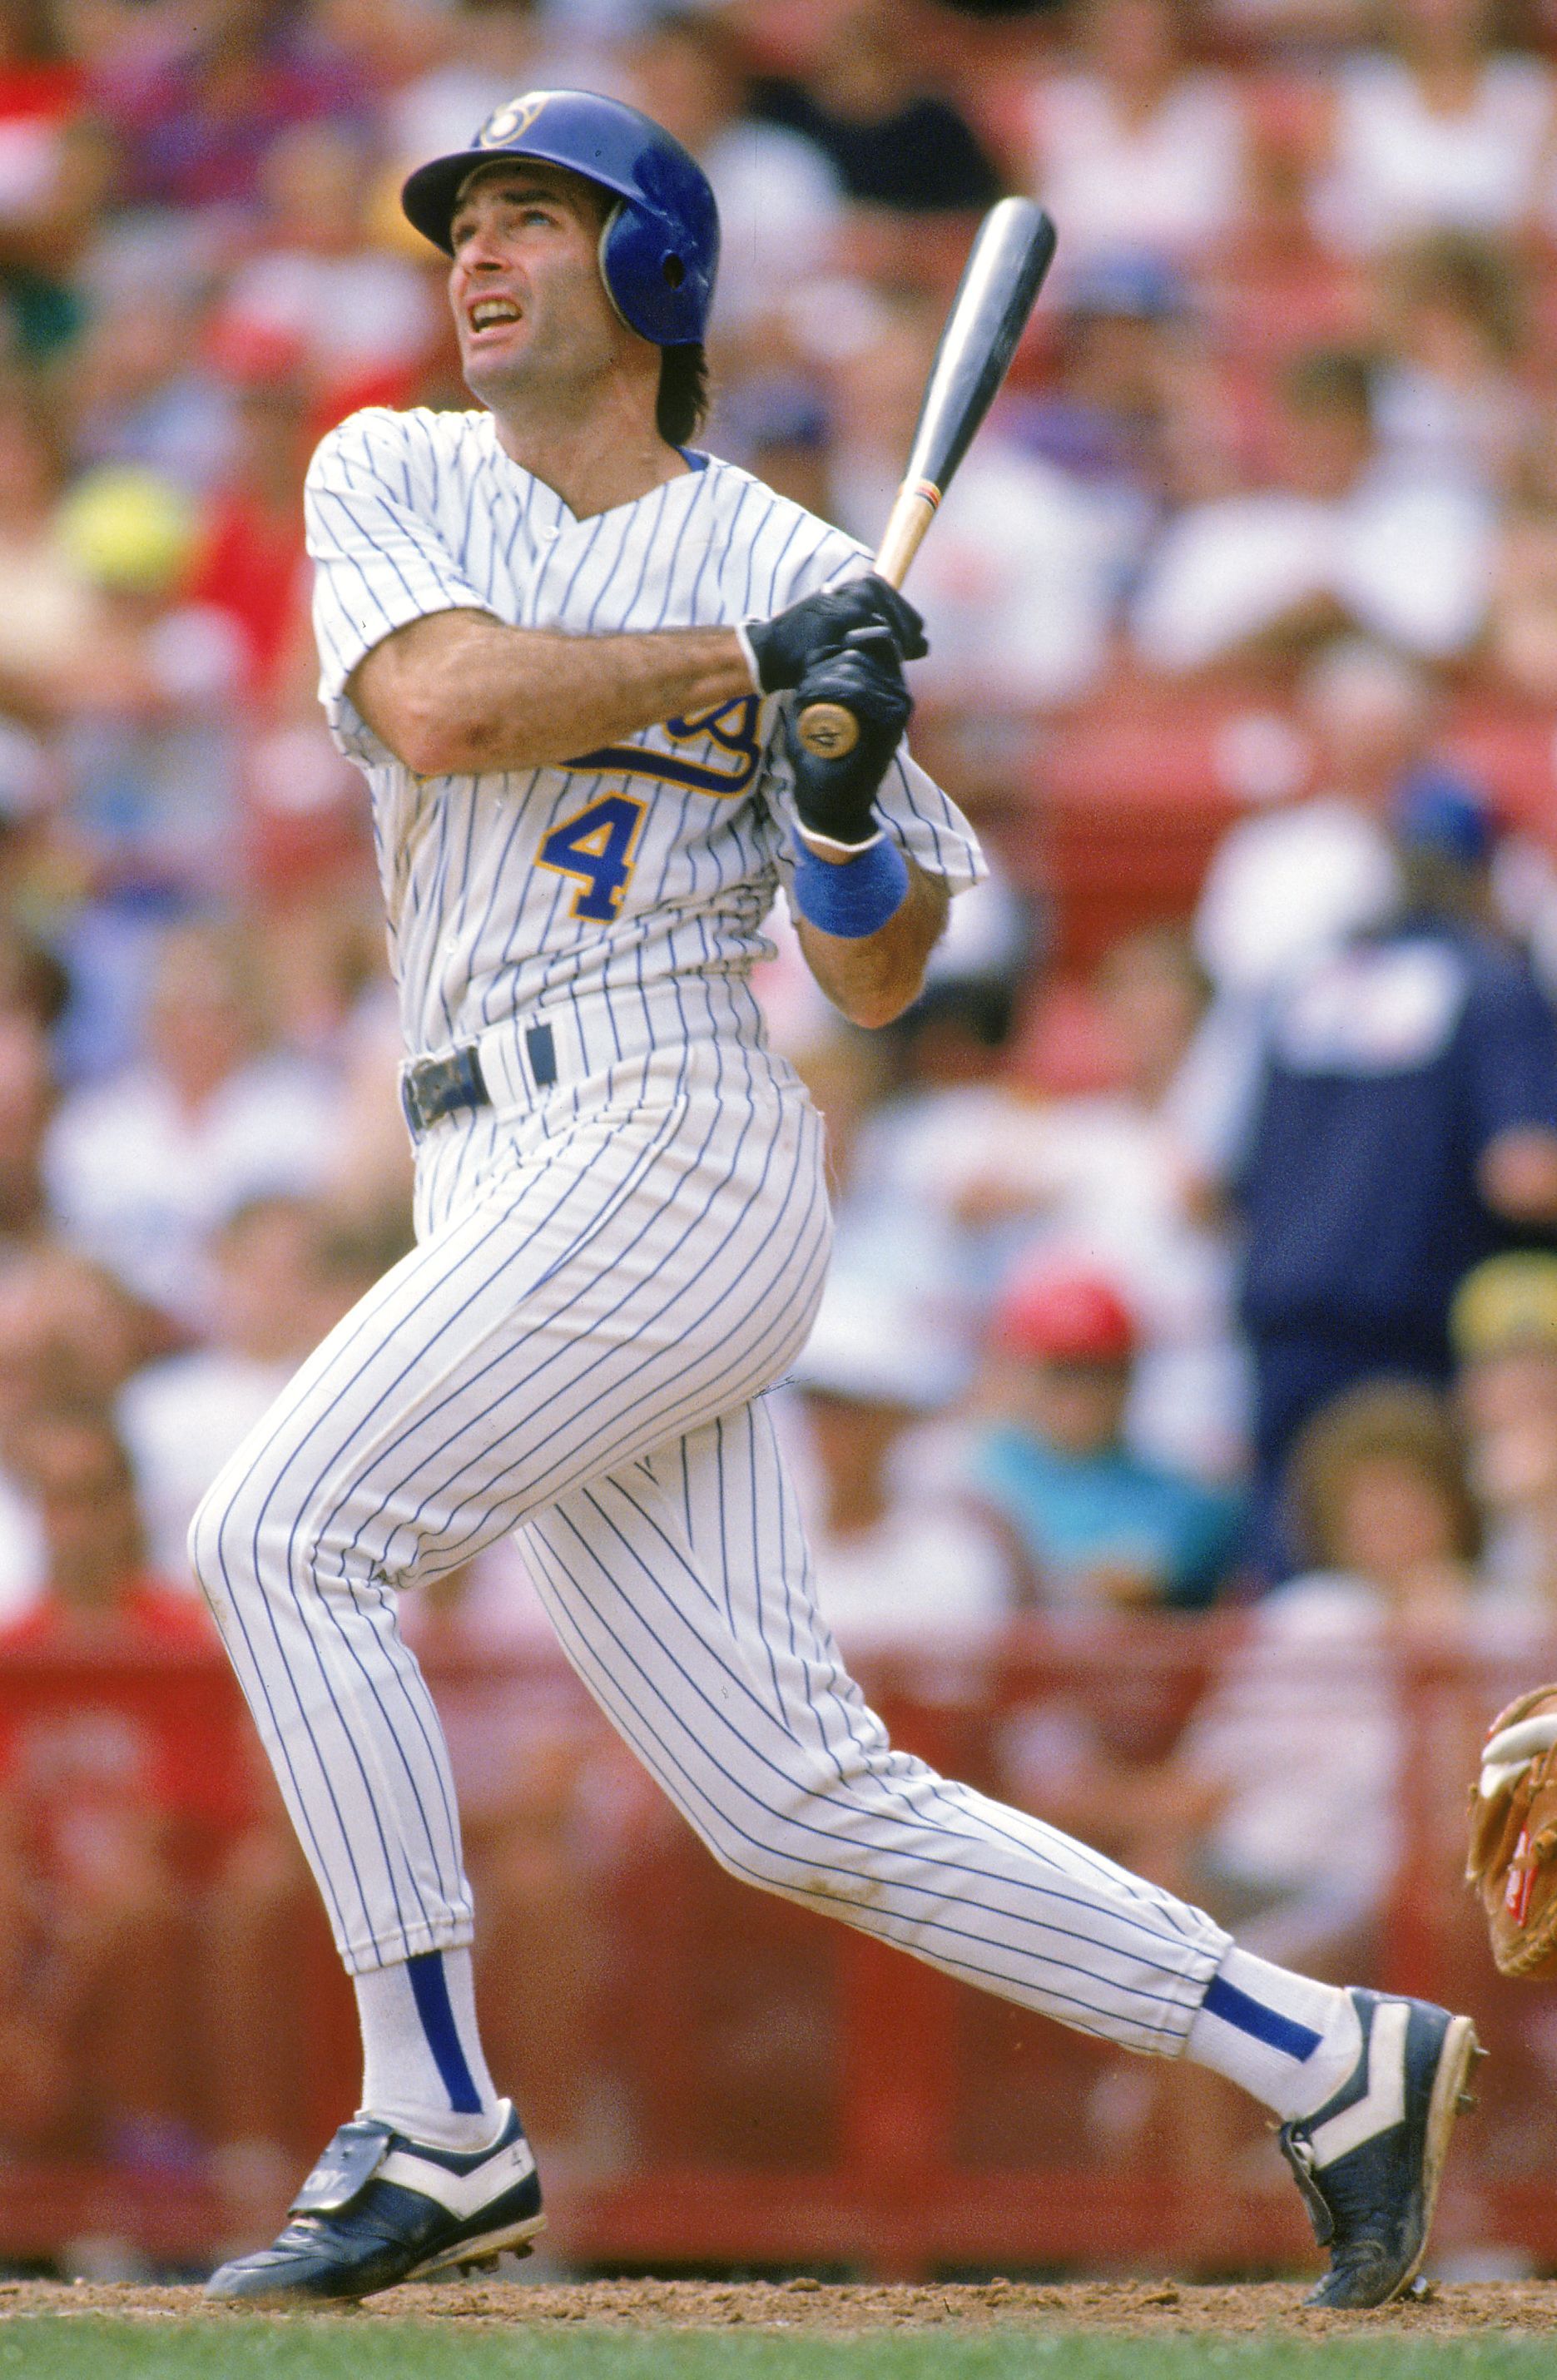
left=796, top=702, right=860, bottom=760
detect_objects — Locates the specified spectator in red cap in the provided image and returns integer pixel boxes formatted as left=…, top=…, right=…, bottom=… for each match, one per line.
left=962, top=1259, right=1245, bottom=1611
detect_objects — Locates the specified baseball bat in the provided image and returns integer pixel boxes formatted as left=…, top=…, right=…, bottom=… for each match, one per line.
left=796, top=198, right=1058, bottom=760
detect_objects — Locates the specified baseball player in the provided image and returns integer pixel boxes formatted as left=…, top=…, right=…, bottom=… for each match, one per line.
left=196, top=91, right=1479, bottom=2310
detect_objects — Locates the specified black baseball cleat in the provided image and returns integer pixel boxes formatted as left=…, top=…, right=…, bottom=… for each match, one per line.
left=205, top=2099, right=544, bottom=2306
left=1277, top=1989, right=1483, bottom=2310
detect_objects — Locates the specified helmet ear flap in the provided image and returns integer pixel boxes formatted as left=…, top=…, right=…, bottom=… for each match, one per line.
left=596, top=201, right=633, bottom=333
left=598, top=197, right=702, bottom=345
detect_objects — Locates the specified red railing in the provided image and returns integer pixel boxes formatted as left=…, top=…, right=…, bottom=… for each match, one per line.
left=0, top=1623, right=1550, bottom=2279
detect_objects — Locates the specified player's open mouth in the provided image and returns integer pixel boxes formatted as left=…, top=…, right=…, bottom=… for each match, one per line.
left=468, top=299, right=523, bottom=335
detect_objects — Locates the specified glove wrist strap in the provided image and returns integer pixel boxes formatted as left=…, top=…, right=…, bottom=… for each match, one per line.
left=794, top=821, right=884, bottom=859
left=733, top=621, right=765, bottom=695
left=790, top=831, right=908, bottom=939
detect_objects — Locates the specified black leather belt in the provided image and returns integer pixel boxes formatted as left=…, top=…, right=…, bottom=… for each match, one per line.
left=401, top=1025, right=558, bottom=1138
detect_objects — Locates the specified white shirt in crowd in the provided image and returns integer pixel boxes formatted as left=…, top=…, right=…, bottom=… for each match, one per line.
left=806, top=1499, right=1017, bottom=1647
left=1309, top=52, right=1554, bottom=255
left=1131, top=475, right=1496, bottom=672
left=702, top=120, right=842, bottom=332
left=1026, top=68, right=1247, bottom=270
left=1176, top=1572, right=1407, bottom=1966
left=1371, top=360, right=1532, bottom=502
left=1192, top=795, right=1401, bottom=1000
left=117, top=1348, right=300, bottom=1585
left=1178, top=1569, right=1551, bottom=1967
left=217, top=248, right=439, bottom=392
left=774, top=1382, right=1018, bottom=1644
left=833, top=439, right=1137, bottom=712
left=0, top=1467, right=44, bottom=1628
left=45, top=1056, right=338, bottom=1323
left=384, top=37, right=620, bottom=179
left=850, top=1078, right=1247, bottom=1483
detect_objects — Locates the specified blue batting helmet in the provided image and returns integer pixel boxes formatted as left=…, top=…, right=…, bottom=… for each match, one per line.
left=400, top=88, right=719, bottom=347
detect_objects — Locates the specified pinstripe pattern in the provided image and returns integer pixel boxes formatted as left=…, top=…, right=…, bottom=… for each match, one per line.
left=304, top=406, right=983, bottom=1067
left=524, top=1407, right=1227, bottom=2052
left=189, top=400, right=1232, bottom=2053
left=192, top=1046, right=1229, bottom=2032
left=191, top=1042, right=828, bottom=1968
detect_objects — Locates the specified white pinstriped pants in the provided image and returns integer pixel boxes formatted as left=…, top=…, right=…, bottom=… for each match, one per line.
left=190, top=1039, right=1229, bottom=2056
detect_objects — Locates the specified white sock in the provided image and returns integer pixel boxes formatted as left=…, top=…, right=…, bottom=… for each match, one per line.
left=354, top=1949, right=503, bottom=2152
left=1185, top=1946, right=1363, bottom=2125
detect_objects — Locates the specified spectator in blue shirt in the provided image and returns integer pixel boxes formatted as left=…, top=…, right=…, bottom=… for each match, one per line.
left=964, top=1261, right=1244, bottom=1611
left=1232, top=790, right=1557, bottom=1577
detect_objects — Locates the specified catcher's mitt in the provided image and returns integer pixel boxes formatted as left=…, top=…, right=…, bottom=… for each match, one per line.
left=1467, top=1685, right=1557, bottom=1978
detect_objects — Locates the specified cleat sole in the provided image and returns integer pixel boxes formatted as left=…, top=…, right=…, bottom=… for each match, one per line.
left=205, top=2214, right=546, bottom=2309
left=407, top=2210, right=548, bottom=2283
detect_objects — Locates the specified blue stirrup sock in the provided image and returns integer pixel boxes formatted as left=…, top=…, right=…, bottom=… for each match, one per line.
left=790, top=831, right=909, bottom=938
left=355, top=1947, right=503, bottom=2151
left=1186, top=1946, right=1361, bottom=2121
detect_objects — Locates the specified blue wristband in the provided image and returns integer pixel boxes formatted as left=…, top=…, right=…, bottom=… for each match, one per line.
left=791, top=831, right=910, bottom=938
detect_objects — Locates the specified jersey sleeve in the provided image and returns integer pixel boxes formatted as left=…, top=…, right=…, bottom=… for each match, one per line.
left=756, top=517, right=986, bottom=896
left=305, top=409, right=495, bottom=763
left=762, top=726, right=985, bottom=897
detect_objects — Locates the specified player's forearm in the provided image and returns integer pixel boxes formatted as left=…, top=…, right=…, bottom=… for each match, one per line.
left=795, top=857, right=949, bottom=1030
left=350, top=609, right=753, bottom=776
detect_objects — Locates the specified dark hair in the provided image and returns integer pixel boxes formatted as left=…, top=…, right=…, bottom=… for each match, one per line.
left=1283, top=349, right=1373, bottom=420
left=0, top=0, right=64, bottom=65
left=1385, top=230, right=1525, bottom=361
left=892, top=975, right=1018, bottom=1054
left=1287, top=1379, right=1481, bottom=1570
left=657, top=344, right=709, bottom=448
left=0, top=925, right=69, bottom=1029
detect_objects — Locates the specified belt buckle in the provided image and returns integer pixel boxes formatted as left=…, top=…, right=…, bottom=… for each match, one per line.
left=400, top=1066, right=434, bottom=1137
left=402, top=1045, right=488, bottom=1139
left=401, top=1053, right=458, bottom=1138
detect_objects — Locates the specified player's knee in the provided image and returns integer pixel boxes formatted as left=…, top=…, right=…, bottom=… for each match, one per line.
left=696, top=1773, right=851, bottom=1901
left=186, top=1485, right=226, bottom=1615
left=705, top=1823, right=865, bottom=1911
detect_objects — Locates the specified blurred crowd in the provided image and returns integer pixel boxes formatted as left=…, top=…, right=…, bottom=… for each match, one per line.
left=4, top=0, right=1557, bottom=2234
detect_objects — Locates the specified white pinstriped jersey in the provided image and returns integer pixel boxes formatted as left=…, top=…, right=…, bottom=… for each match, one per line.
left=305, top=405, right=984, bottom=1063
left=191, top=394, right=1240, bottom=2060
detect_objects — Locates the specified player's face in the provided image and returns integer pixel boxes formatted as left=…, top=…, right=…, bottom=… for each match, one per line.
left=1015, top=1357, right=1131, bottom=1457
left=448, top=163, right=624, bottom=409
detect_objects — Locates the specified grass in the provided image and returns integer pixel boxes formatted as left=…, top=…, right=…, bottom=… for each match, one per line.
left=2, top=2330, right=1557, bottom=2379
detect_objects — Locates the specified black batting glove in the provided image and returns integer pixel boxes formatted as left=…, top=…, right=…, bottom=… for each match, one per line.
left=744, top=573, right=926, bottom=694
left=784, top=636, right=912, bottom=850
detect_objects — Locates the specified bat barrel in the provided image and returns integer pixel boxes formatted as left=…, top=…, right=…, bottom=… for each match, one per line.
left=794, top=200, right=1057, bottom=768
left=905, top=198, right=1057, bottom=498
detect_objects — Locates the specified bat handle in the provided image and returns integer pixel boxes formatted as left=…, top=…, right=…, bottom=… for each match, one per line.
left=794, top=483, right=940, bottom=761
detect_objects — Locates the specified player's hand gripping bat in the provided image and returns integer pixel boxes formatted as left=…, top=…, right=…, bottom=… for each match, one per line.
left=795, top=198, right=1058, bottom=761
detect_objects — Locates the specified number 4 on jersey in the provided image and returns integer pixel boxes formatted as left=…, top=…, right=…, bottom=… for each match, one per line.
left=537, top=794, right=647, bottom=922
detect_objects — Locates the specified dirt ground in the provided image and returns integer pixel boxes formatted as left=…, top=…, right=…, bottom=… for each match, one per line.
left=2, top=2278, right=1556, bottom=2336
